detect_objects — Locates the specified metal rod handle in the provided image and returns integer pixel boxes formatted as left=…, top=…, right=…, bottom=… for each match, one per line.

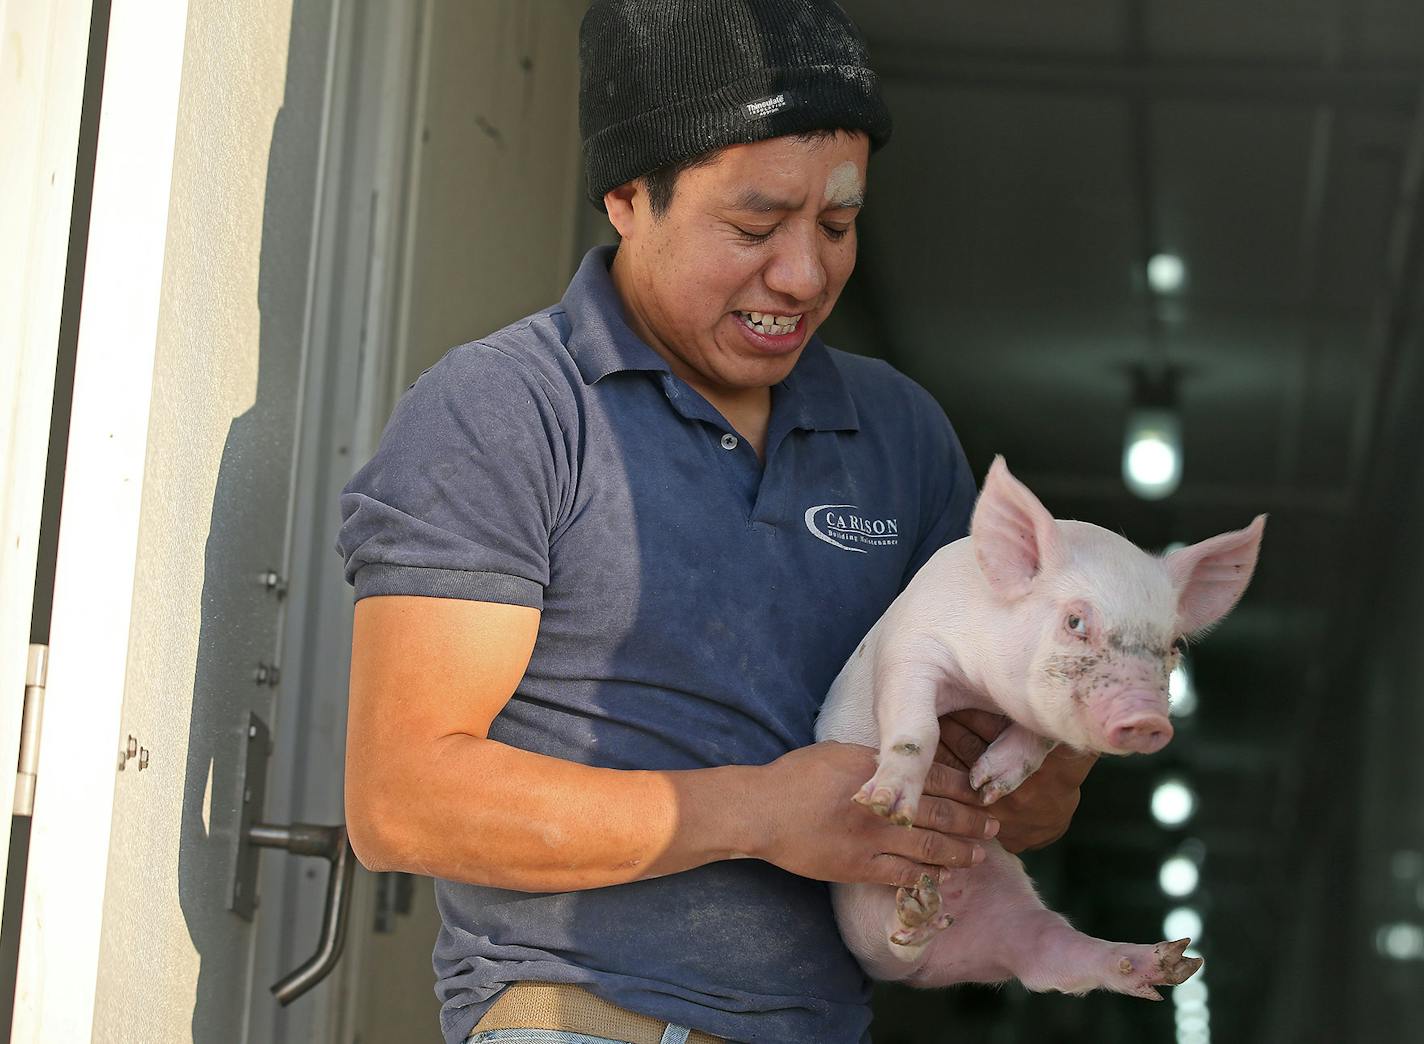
left=247, top=821, right=356, bottom=1004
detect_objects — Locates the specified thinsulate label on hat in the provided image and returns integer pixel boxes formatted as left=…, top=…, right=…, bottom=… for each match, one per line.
left=744, top=93, right=788, bottom=118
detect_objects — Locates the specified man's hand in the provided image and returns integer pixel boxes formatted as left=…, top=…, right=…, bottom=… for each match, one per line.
left=753, top=741, right=1000, bottom=888
left=936, top=710, right=1096, bottom=854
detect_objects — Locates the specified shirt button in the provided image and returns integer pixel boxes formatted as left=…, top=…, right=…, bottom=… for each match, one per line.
left=720, top=433, right=739, bottom=451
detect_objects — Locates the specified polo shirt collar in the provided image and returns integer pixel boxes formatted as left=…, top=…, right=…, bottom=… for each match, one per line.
left=562, top=246, right=860, bottom=433
left=563, top=246, right=671, bottom=384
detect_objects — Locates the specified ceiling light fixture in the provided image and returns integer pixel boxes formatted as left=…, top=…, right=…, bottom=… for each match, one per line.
left=1173, top=957, right=1211, bottom=1044
left=1123, top=367, right=1182, bottom=500
left=1164, top=906, right=1203, bottom=943
left=1375, top=922, right=1424, bottom=960
left=1152, top=778, right=1198, bottom=827
left=1175, top=977, right=1208, bottom=1007
left=1160, top=855, right=1200, bottom=898
left=1147, top=253, right=1187, bottom=294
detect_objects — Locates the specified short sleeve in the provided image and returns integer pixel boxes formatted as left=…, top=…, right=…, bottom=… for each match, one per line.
left=335, top=343, right=571, bottom=608
left=899, top=386, right=978, bottom=589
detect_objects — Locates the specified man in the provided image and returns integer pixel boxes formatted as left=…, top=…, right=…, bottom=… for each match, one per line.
left=337, top=2, right=1094, bottom=1042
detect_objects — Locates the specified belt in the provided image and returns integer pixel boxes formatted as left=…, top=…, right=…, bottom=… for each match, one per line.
left=470, top=982, right=724, bottom=1043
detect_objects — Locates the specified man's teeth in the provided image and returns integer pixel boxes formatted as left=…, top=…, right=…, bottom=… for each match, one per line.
left=738, top=311, right=803, bottom=335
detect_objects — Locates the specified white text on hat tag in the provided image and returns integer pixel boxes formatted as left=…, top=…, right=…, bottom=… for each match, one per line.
left=745, top=93, right=788, bottom=119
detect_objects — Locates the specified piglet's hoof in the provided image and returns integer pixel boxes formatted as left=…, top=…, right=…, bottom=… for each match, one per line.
left=972, top=776, right=1019, bottom=806
left=1116, top=938, right=1203, bottom=1000
left=852, top=777, right=916, bottom=826
left=889, top=873, right=954, bottom=950
left=969, top=759, right=1034, bottom=806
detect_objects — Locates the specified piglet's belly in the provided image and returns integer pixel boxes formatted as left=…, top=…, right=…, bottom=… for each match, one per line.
left=815, top=650, right=879, bottom=748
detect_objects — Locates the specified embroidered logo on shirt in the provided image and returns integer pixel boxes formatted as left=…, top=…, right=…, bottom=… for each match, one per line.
left=745, top=93, right=788, bottom=119
left=804, top=504, right=900, bottom=553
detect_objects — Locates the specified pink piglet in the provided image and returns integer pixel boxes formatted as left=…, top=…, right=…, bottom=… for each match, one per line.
left=815, top=455, right=1265, bottom=999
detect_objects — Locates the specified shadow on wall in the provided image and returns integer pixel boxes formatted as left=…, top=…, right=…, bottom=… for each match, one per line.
left=175, top=1, right=331, bottom=1040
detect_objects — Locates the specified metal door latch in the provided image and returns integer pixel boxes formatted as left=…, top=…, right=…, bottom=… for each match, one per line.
left=245, top=822, right=355, bottom=1004
left=232, top=713, right=355, bottom=1004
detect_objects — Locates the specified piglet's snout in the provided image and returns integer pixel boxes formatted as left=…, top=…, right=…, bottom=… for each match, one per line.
left=1106, top=697, right=1174, bottom=754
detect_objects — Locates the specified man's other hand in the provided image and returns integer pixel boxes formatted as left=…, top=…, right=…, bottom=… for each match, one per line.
left=937, top=710, right=1096, bottom=854
left=754, top=741, right=1000, bottom=889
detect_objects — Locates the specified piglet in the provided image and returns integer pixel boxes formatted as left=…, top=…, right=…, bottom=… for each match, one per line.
left=815, top=456, right=1265, bottom=999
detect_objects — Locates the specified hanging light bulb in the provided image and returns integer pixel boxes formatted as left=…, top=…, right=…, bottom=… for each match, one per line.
left=1375, top=922, right=1424, bottom=960
left=1147, top=253, right=1187, bottom=294
left=1124, top=409, right=1182, bottom=499
left=1164, top=906, right=1203, bottom=943
left=1159, top=855, right=1200, bottom=897
left=1124, top=367, right=1182, bottom=500
left=1152, top=778, right=1198, bottom=826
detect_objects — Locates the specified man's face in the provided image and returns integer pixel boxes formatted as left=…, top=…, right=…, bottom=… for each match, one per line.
left=607, top=131, right=869, bottom=398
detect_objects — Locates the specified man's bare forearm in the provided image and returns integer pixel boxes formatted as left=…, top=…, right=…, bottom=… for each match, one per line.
left=345, top=598, right=1000, bottom=892
left=349, top=733, right=763, bottom=890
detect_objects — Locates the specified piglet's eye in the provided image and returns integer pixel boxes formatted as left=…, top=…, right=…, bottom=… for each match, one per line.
left=1172, top=636, right=1188, bottom=655
left=1066, top=614, right=1087, bottom=636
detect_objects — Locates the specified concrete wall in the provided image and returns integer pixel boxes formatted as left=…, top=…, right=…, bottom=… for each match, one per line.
left=399, top=0, right=594, bottom=388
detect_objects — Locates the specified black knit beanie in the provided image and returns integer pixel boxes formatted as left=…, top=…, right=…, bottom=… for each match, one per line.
left=579, top=0, right=892, bottom=208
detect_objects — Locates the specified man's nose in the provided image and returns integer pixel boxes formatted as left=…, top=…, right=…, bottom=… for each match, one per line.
left=762, top=228, right=828, bottom=303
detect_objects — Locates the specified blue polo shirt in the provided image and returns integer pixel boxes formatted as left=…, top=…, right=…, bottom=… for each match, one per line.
left=337, top=246, right=976, bottom=1044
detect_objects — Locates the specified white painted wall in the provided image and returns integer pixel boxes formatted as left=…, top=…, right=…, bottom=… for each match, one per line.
left=15, top=0, right=337, bottom=1039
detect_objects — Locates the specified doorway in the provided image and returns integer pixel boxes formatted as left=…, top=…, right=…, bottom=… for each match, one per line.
left=271, top=3, right=600, bottom=1042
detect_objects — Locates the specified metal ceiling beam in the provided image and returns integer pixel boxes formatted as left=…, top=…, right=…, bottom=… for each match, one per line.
left=1275, top=0, right=1348, bottom=488
left=1257, top=9, right=1350, bottom=1034
left=874, top=49, right=1422, bottom=111
left=1067, top=823, right=1281, bottom=862
left=1082, top=735, right=1287, bottom=776
left=1123, top=0, right=1167, bottom=389
left=1015, top=473, right=1353, bottom=515
left=1347, top=76, right=1424, bottom=498
left=1257, top=64, right=1424, bottom=1011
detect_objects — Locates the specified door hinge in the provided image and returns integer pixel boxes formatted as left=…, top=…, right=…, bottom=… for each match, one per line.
left=15, top=643, right=48, bottom=816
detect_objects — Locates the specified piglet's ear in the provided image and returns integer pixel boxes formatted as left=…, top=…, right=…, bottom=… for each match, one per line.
left=1165, top=514, right=1267, bottom=636
left=971, top=456, right=1063, bottom=601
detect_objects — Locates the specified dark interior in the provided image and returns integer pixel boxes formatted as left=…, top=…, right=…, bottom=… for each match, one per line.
left=817, top=2, right=1424, bottom=1041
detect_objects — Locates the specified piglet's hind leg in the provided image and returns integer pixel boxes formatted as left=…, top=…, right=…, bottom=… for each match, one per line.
left=1012, top=923, right=1203, bottom=1000
left=906, top=846, right=1202, bottom=1001
left=890, top=873, right=954, bottom=952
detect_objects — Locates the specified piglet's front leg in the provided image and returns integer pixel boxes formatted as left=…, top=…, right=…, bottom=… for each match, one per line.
left=968, top=722, right=1058, bottom=805
left=853, top=667, right=941, bottom=827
